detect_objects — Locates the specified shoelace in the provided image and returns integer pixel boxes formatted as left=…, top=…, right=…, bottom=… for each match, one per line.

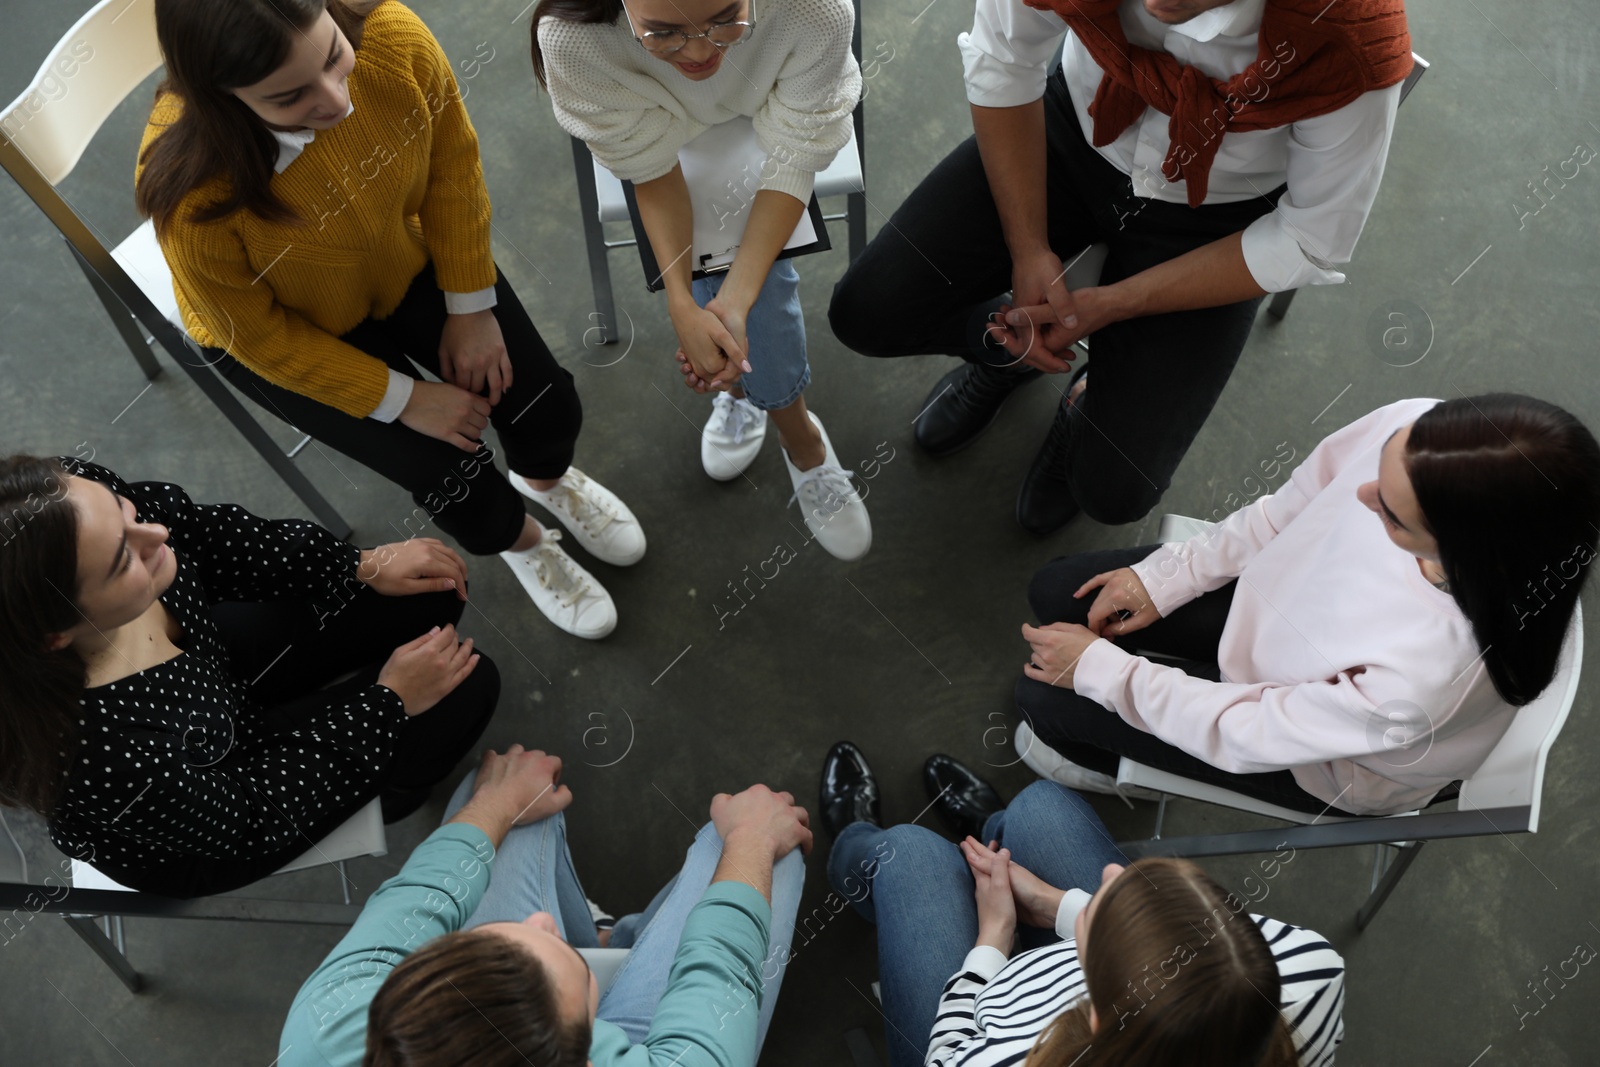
left=788, top=464, right=858, bottom=517
left=547, top=472, right=620, bottom=535
left=955, top=362, right=1036, bottom=412
left=709, top=394, right=761, bottom=445
left=529, top=532, right=593, bottom=610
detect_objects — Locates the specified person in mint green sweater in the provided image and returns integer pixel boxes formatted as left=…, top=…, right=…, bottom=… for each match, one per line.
left=279, top=745, right=808, bottom=1066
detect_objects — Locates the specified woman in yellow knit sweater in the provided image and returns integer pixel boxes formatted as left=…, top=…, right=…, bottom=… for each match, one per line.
left=135, top=0, right=640, bottom=639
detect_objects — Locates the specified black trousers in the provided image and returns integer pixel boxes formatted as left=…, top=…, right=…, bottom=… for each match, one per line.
left=828, top=71, right=1280, bottom=525
left=1017, top=546, right=1352, bottom=816
left=111, top=587, right=500, bottom=898
left=209, top=260, right=583, bottom=556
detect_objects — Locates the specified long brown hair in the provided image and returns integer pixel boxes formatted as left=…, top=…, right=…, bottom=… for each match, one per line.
left=528, top=0, right=624, bottom=88
left=1405, top=394, right=1600, bottom=705
left=365, top=928, right=592, bottom=1067
left=1025, top=858, right=1299, bottom=1067
left=0, top=457, right=88, bottom=816
left=135, top=0, right=379, bottom=233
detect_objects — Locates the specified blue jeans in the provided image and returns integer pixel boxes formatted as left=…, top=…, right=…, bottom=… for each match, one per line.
left=443, top=775, right=804, bottom=1051
left=824, top=781, right=1129, bottom=1067
left=692, top=258, right=810, bottom=411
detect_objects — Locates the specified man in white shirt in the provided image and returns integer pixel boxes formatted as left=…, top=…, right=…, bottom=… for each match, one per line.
left=828, top=0, right=1411, bottom=534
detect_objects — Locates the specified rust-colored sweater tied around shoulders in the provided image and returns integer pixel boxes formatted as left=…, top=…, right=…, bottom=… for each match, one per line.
left=1026, top=0, right=1412, bottom=206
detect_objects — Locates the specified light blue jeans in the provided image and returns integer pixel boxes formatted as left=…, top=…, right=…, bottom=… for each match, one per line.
left=442, top=774, right=804, bottom=1050
left=692, top=258, right=810, bottom=411
left=824, top=781, right=1130, bottom=1067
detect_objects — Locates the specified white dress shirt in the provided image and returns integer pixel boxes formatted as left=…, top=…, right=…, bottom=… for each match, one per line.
left=269, top=101, right=496, bottom=422
left=959, top=0, right=1403, bottom=292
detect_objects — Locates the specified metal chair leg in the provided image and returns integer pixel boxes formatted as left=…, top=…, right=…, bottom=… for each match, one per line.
left=1356, top=840, right=1425, bottom=930
left=143, top=325, right=354, bottom=539
left=62, top=914, right=143, bottom=993
left=1266, top=289, right=1298, bottom=320
left=572, top=137, right=619, bottom=345
left=67, top=243, right=162, bottom=381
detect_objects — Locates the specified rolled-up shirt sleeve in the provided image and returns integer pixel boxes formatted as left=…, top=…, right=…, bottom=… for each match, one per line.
left=1240, top=81, right=1402, bottom=292
left=960, top=0, right=1069, bottom=108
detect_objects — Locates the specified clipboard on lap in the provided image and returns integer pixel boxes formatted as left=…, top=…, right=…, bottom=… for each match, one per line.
left=621, top=116, right=831, bottom=292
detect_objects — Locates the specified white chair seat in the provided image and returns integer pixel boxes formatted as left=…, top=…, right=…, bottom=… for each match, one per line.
left=70, top=798, right=388, bottom=892
left=578, top=946, right=629, bottom=994
left=591, top=120, right=864, bottom=224
left=110, top=218, right=183, bottom=330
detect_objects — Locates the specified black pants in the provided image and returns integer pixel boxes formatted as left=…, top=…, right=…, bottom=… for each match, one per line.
left=1017, top=546, right=1351, bottom=816
left=111, top=588, right=500, bottom=898
left=210, top=260, right=583, bottom=556
left=828, top=71, right=1279, bottom=525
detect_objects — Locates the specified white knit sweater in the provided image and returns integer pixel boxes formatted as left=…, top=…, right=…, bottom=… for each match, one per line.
left=537, top=0, right=861, bottom=203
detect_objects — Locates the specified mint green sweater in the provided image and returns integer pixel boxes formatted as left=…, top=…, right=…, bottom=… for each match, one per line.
left=279, top=823, right=772, bottom=1066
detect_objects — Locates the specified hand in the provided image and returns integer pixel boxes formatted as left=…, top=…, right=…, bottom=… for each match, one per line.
left=670, top=299, right=747, bottom=392
left=377, top=624, right=480, bottom=716
left=399, top=380, right=492, bottom=453
left=358, top=538, right=469, bottom=600
left=468, top=745, right=572, bottom=826
left=994, top=286, right=1121, bottom=372
left=1077, top=567, right=1162, bottom=637
left=984, top=251, right=1078, bottom=374
left=961, top=837, right=1066, bottom=930
left=674, top=349, right=713, bottom=394
left=710, top=784, right=813, bottom=860
left=972, top=844, right=1018, bottom=954
left=439, top=309, right=513, bottom=405
left=1021, top=621, right=1100, bottom=690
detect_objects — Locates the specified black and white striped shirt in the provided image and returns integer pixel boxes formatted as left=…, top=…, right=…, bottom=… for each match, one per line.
left=926, top=913, right=1344, bottom=1067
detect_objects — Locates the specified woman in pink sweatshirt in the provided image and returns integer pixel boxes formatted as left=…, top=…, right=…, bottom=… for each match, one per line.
left=1017, top=395, right=1599, bottom=816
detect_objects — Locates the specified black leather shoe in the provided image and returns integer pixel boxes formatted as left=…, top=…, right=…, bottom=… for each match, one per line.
left=914, top=362, right=1042, bottom=456
left=924, top=754, right=1005, bottom=842
left=821, top=741, right=881, bottom=838
left=1016, top=393, right=1082, bottom=536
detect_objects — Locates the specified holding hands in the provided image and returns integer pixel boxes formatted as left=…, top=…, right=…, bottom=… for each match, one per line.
left=359, top=537, right=469, bottom=600
left=671, top=294, right=751, bottom=394
left=961, top=837, right=1067, bottom=935
left=986, top=252, right=1119, bottom=374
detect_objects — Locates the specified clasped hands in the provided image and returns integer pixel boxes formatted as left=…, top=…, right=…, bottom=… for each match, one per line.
left=671, top=293, right=753, bottom=394
left=987, top=251, right=1119, bottom=375
left=1021, top=566, right=1162, bottom=690
left=963, top=836, right=1067, bottom=955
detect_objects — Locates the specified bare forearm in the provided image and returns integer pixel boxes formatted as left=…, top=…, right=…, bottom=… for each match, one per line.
left=1108, top=231, right=1267, bottom=320
left=971, top=101, right=1051, bottom=261
left=633, top=166, right=698, bottom=313
left=717, top=190, right=807, bottom=312
left=711, top=829, right=775, bottom=904
left=446, top=797, right=515, bottom=850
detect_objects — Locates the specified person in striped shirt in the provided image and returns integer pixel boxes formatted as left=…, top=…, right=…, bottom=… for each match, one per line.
left=826, top=767, right=1344, bottom=1066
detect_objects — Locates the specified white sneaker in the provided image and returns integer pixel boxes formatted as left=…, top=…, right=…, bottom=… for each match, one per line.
left=701, top=393, right=768, bottom=481
left=1015, top=722, right=1163, bottom=806
left=512, top=468, right=645, bottom=567
left=500, top=528, right=617, bottom=639
left=784, top=412, right=872, bottom=562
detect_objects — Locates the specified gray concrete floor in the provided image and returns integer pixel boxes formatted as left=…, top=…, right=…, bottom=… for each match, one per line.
left=2, top=1, right=1597, bottom=1064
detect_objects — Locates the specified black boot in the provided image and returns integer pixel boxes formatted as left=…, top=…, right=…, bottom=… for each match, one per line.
left=820, top=741, right=881, bottom=838
left=1016, top=390, right=1082, bottom=536
left=924, top=754, right=1005, bottom=842
left=914, top=361, right=1042, bottom=456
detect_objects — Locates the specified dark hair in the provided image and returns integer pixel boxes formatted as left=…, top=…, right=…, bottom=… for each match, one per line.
left=365, top=928, right=592, bottom=1067
left=0, top=457, right=88, bottom=816
left=135, top=0, right=378, bottom=233
left=528, top=0, right=623, bottom=87
left=1406, top=394, right=1600, bottom=706
left=1024, top=858, right=1298, bottom=1067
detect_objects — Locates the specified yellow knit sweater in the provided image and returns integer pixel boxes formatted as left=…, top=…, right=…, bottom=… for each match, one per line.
left=138, top=1, right=496, bottom=418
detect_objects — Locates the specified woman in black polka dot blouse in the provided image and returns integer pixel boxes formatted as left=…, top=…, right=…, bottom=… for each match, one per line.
left=0, top=455, right=501, bottom=898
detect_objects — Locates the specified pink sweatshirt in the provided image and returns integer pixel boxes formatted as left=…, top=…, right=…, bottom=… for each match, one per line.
left=1073, top=398, right=1516, bottom=815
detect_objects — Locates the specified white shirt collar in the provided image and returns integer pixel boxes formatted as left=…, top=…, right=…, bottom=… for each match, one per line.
left=1165, top=0, right=1266, bottom=43
left=270, top=99, right=356, bottom=174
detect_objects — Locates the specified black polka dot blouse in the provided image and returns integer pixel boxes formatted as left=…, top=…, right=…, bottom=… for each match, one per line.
left=47, top=461, right=407, bottom=876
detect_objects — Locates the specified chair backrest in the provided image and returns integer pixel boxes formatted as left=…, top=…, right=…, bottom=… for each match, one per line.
left=1458, top=605, right=1583, bottom=831
left=0, top=0, right=162, bottom=186
left=1399, top=52, right=1429, bottom=106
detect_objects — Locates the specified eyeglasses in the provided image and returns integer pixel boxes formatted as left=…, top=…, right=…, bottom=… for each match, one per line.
left=619, top=0, right=756, bottom=56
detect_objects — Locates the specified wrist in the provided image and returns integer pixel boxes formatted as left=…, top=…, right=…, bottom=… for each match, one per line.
left=976, top=925, right=1013, bottom=954
left=1102, top=275, right=1146, bottom=321
left=450, top=793, right=517, bottom=847
left=357, top=549, right=378, bottom=585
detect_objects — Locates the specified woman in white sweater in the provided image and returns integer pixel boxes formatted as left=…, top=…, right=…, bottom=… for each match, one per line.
left=531, top=0, right=872, bottom=560
left=1017, top=394, right=1600, bottom=816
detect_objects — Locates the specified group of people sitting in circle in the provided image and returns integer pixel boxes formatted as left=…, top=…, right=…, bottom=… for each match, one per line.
left=1, top=0, right=1595, bottom=1064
